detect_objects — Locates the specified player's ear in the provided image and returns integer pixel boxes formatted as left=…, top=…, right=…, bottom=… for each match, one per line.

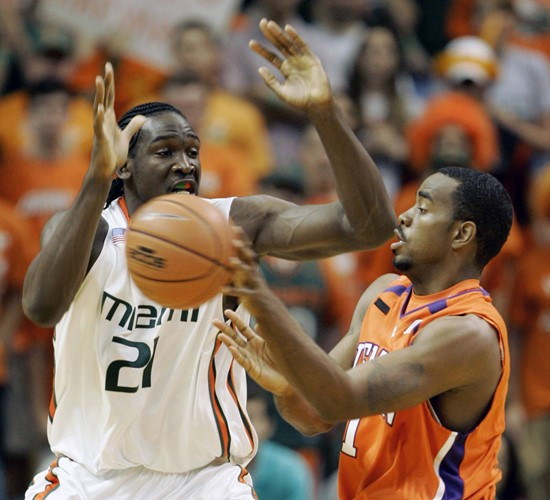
left=117, top=163, right=131, bottom=180
left=451, top=220, right=476, bottom=250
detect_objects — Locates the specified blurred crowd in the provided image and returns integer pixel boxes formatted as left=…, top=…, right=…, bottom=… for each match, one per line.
left=0, top=0, right=549, bottom=498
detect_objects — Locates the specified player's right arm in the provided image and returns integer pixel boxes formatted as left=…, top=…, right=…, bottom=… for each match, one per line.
left=216, top=274, right=396, bottom=435
left=230, top=20, right=396, bottom=259
left=22, top=63, right=145, bottom=327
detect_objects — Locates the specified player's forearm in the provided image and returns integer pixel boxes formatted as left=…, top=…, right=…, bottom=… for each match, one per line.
left=23, top=176, right=111, bottom=326
left=248, top=288, right=360, bottom=423
left=307, top=101, right=397, bottom=247
left=274, top=389, right=334, bottom=436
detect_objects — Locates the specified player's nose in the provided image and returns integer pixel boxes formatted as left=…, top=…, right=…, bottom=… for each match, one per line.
left=172, top=160, right=195, bottom=174
left=398, top=208, right=412, bottom=227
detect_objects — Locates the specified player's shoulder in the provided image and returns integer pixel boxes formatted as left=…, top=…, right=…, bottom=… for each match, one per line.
left=416, top=313, right=500, bottom=356
left=364, top=273, right=402, bottom=303
left=352, top=274, right=401, bottom=323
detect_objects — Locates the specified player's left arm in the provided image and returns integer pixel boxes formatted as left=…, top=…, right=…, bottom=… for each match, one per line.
left=230, top=20, right=396, bottom=259
left=252, top=301, right=502, bottom=424
left=226, top=239, right=502, bottom=424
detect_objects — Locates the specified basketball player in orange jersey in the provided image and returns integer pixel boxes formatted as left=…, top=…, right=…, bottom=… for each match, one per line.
left=217, top=166, right=513, bottom=499
left=21, top=19, right=396, bottom=499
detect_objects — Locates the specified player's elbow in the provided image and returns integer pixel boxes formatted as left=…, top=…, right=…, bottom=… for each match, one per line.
left=22, top=284, right=62, bottom=327
left=22, top=299, right=59, bottom=327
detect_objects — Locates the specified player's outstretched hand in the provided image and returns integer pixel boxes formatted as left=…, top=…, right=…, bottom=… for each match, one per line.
left=250, top=18, right=332, bottom=111
left=214, top=309, right=291, bottom=396
left=90, top=62, right=146, bottom=182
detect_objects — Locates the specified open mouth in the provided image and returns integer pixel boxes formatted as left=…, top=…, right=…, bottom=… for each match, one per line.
left=171, top=180, right=196, bottom=195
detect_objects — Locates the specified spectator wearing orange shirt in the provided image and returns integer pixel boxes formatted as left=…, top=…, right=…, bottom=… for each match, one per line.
left=358, top=90, right=523, bottom=313
left=0, top=80, right=89, bottom=497
left=0, top=198, right=38, bottom=498
left=0, top=79, right=90, bottom=236
left=0, top=21, right=94, bottom=161
left=0, top=81, right=93, bottom=166
left=160, top=19, right=273, bottom=181
left=123, top=19, right=274, bottom=182
left=508, top=163, right=550, bottom=500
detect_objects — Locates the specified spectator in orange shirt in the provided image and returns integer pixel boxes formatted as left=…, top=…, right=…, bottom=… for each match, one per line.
left=0, top=20, right=94, bottom=161
left=508, top=163, right=550, bottom=500
left=0, top=79, right=90, bottom=236
left=0, top=79, right=89, bottom=497
left=0, top=198, right=38, bottom=498
left=0, top=81, right=93, bottom=166
left=358, top=90, right=522, bottom=313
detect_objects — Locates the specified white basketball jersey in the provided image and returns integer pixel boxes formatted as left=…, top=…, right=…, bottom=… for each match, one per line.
left=48, top=197, right=257, bottom=474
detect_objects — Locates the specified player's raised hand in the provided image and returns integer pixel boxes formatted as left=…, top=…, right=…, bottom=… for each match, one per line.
left=250, top=18, right=332, bottom=111
left=90, top=62, right=146, bottom=181
left=214, top=310, right=291, bottom=396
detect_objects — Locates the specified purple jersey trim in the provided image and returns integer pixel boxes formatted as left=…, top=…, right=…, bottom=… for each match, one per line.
left=399, top=287, right=488, bottom=319
left=383, top=284, right=409, bottom=296
left=440, top=433, right=467, bottom=499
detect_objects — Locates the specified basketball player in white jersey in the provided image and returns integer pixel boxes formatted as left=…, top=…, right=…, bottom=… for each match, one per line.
left=22, top=19, right=396, bottom=499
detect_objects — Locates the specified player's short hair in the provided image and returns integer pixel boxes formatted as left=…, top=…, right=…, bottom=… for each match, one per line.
left=440, top=166, right=512, bottom=268
left=105, top=102, right=185, bottom=207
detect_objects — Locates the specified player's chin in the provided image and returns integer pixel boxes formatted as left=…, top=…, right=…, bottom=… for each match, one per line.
left=392, top=255, right=412, bottom=272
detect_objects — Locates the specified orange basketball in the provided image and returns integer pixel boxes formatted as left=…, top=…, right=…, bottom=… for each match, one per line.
left=125, top=194, right=234, bottom=309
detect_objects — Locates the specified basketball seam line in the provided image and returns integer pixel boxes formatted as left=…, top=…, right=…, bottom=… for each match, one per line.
left=128, top=228, right=231, bottom=271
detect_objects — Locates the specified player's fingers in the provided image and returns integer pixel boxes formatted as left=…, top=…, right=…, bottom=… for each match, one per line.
left=122, top=115, right=146, bottom=143
left=249, top=40, right=283, bottom=70
left=104, top=62, right=115, bottom=109
left=258, top=67, right=283, bottom=98
left=212, top=318, right=227, bottom=332
left=227, top=345, right=253, bottom=373
left=231, top=225, right=254, bottom=247
left=259, top=18, right=297, bottom=57
left=219, top=329, right=246, bottom=350
left=93, top=103, right=105, bottom=137
left=215, top=319, right=247, bottom=346
left=218, top=333, right=238, bottom=351
left=232, top=241, right=257, bottom=267
left=284, top=24, right=309, bottom=54
left=224, top=310, right=256, bottom=340
left=93, top=76, right=104, bottom=115
left=228, top=256, right=254, bottom=273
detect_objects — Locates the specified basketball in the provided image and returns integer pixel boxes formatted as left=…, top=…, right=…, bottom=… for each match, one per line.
left=125, top=194, right=235, bottom=309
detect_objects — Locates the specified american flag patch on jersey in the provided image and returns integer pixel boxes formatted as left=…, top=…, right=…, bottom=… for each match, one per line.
left=111, top=227, right=127, bottom=244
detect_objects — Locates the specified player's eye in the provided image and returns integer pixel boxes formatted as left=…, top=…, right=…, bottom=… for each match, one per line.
left=156, top=149, right=173, bottom=158
left=416, top=206, right=427, bottom=214
left=187, top=148, right=199, bottom=159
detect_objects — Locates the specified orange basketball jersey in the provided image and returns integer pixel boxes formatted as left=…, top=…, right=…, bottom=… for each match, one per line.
left=338, top=275, right=509, bottom=500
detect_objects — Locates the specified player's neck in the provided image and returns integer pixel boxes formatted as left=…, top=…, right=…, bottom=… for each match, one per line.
left=409, top=266, right=480, bottom=296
